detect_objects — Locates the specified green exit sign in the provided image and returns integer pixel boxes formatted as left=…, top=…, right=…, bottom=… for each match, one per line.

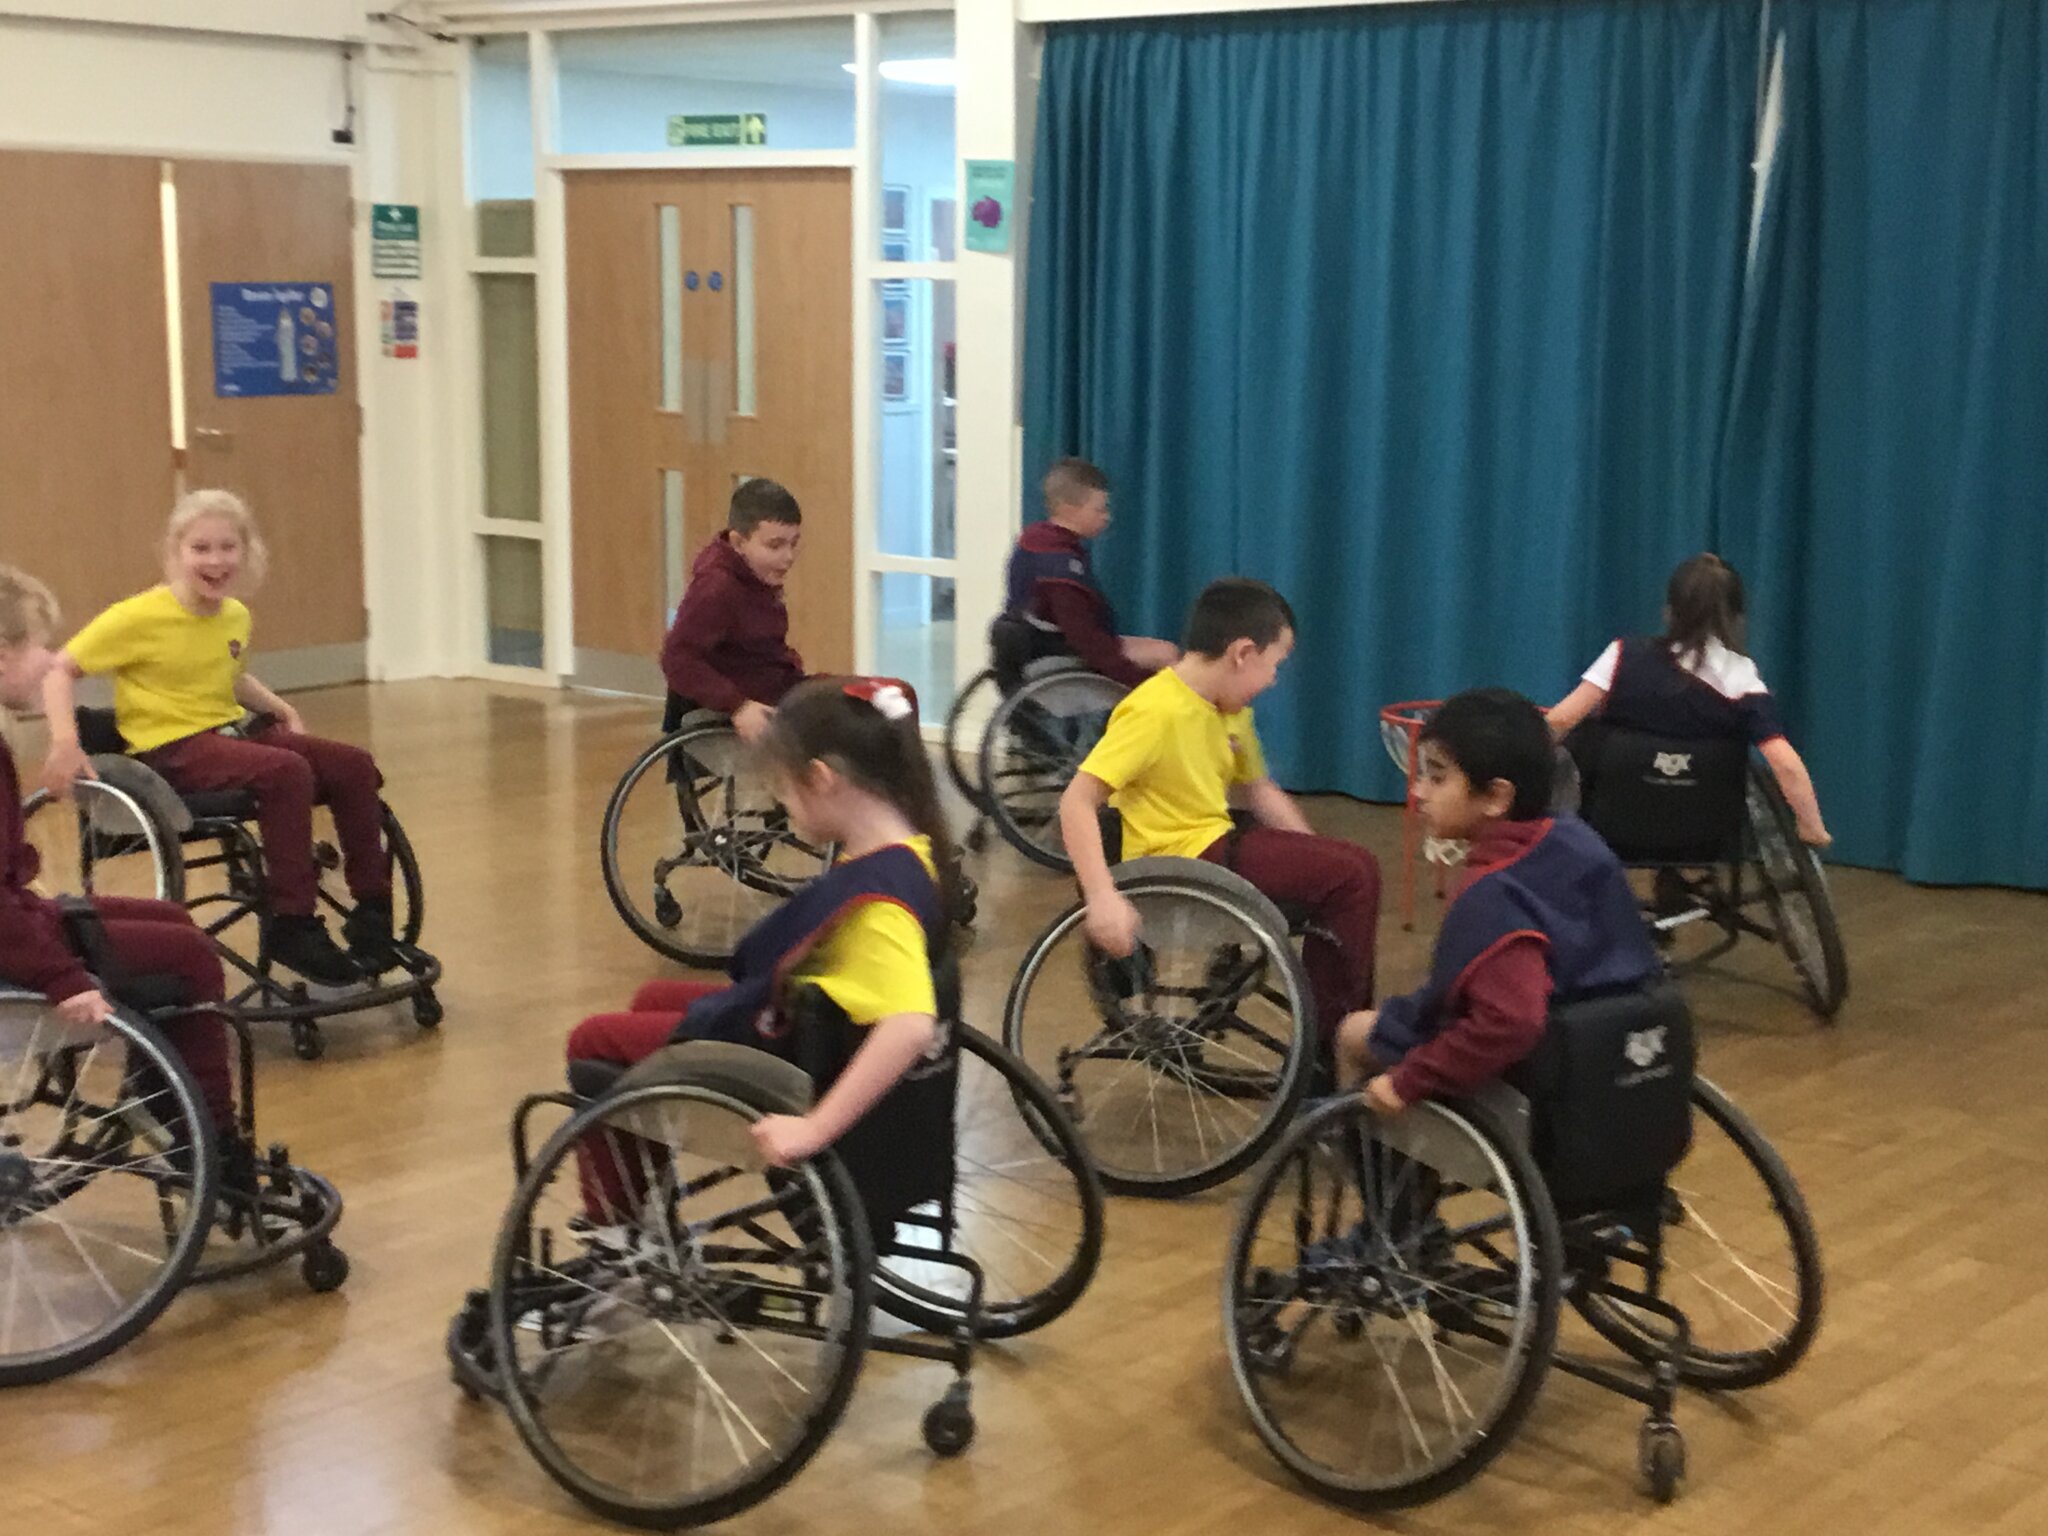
left=667, top=113, right=767, bottom=147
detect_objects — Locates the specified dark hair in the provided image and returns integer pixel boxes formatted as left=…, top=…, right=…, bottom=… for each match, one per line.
left=729, top=477, right=802, bottom=536
left=1042, top=457, right=1109, bottom=512
left=759, top=678, right=964, bottom=954
left=1663, top=553, right=1746, bottom=668
left=1182, top=578, right=1297, bottom=658
left=1419, top=688, right=1554, bottom=821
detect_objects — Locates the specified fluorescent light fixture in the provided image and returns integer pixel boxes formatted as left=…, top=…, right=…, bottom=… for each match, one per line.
left=843, top=58, right=957, bottom=87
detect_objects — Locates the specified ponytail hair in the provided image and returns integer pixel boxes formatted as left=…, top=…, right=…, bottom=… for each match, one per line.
left=758, top=677, right=964, bottom=952
left=1662, top=553, right=1746, bottom=670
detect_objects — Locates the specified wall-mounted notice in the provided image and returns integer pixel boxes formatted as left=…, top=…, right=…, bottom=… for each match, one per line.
left=381, top=296, right=420, bottom=360
left=212, top=282, right=339, bottom=397
left=371, top=203, right=422, bottom=278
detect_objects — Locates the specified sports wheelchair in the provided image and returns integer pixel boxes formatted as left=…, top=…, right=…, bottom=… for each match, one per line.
left=603, top=693, right=979, bottom=967
left=943, top=617, right=1127, bottom=871
left=22, top=708, right=443, bottom=1061
left=1568, top=723, right=1847, bottom=1018
left=0, top=913, right=348, bottom=1388
left=1223, top=982, right=1822, bottom=1508
left=444, top=972, right=1105, bottom=1528
left=1002, top=811, right=1325, bottom=1197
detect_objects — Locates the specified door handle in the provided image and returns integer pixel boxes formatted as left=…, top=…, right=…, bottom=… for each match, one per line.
left=192, top=427, right=233, bottom=443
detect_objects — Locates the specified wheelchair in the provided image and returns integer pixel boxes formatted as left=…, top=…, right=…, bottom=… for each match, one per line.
left=943, top=617, right=1127, bottom=871
left=1223, top=982, right=1823, bottom=1509
left=444, top=972, right=1105, bottom=1528
left=0, top=918, right=348, bottom=1387
left=1002, top=811, right=1323, bottom=1197
left=1568, top=723, right=1848, bottom=1018
left=603, top=693, right=979, bottom=968
left=21, top=708, right=443, bottom=1061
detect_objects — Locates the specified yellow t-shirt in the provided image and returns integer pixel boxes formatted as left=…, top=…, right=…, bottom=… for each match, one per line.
left=790, top=836, right=940, bottom=1024
left=65, top=586, right=249, bottom=753
left=1077, top=667, right=1268, bottom=860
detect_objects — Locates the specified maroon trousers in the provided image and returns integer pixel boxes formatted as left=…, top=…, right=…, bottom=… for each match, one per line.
left=142, top=725, right=390, bottom=915
left=1200, top=826, right=1381, bottom=1038
left=92, top=896, right=235, bottom=1130
left=566, top=978, right=722, bottom=1221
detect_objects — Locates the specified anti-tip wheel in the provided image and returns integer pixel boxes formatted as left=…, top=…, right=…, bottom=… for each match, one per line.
left=302, top=1241, right=351, bottom=1294
left=1639, top=1420, right=1686, bottom=1504
left=922, top=1386, right=975, bottom=1457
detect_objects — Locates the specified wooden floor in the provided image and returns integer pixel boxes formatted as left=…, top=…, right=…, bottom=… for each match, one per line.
left=9, top=679, right=2048, bottom=1536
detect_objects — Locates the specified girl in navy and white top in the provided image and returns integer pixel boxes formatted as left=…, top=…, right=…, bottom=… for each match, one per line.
left=1549, top=553, right=1831, bottom=847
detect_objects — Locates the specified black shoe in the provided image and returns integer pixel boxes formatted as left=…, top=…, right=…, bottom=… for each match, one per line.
left=264, top=914, right=364, bottom=987
left=342, top=895, right=398, bottom=973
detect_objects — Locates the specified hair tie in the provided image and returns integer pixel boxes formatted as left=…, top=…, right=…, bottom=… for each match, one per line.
left=843, top=678, right=915, bottom=723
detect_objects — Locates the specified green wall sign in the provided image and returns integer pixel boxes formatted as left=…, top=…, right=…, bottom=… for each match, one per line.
left=667, top=113, right=768, bottom=147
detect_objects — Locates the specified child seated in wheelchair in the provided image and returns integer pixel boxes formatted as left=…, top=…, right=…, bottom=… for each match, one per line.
left=0, top=564, right=241, bottom=1166
left=1335, top=689, right=1663, bottom=1114
left=36, top=490, right=390, bottom=987
left=1548, top=553, right=1831, bottom=849
left=567, top=676, right=958, bottom=1195
left=1000, top=458, right=1179, bottom=687
left=660, top=477, right=809, bottom=746
left=1060, top=577, right=1381, bottom=1041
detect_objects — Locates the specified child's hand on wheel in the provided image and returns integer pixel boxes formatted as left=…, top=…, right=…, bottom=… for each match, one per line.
left=732, top=701, right=775, bottom=745
left=1362, top=1075, right=1407, bottom=1117
left=1797, top=821, right=1832, bottom=850
left=37, top=741, right=95, bottom=800
left=1084, top=892, right=1141, bottom=958
left=751, top=1113, right=825, bottom=1168
left=54, top=989, right=116, bottom=1031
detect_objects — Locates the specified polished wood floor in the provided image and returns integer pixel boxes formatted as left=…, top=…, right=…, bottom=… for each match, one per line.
left=9, top=680, right=2048, bottom=1536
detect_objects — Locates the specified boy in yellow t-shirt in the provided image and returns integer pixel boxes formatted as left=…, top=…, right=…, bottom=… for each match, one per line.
left=1058, top=578, right=1381, bottom=1038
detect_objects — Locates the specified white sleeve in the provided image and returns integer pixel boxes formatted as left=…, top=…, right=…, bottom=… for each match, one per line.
left=1581, top=640, right=1621, bottom=691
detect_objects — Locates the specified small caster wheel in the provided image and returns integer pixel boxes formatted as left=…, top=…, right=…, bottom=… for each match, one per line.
left=412, top=987, right=444, bottom=1028
left=922, top=1384, right=975, bottom=1457
left=653, top=889, right=683, bottom=930
left=292, top=1022, right=325, bottom=1062
left=313, top=840, right=342, bottom=872
left=446, top=1296, right=498, bottom=1401
left=1639, top=1420, right=1686, bottom=1504
left=302, top=1241, right=350, bottom=1294
left=1333, top=1308, right=1364, bottom=1340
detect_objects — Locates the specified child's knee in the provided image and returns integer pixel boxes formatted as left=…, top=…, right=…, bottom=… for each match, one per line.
left=254, top=748, right=317, bottom=798
left=565, top=1014, right=615, bottom=1063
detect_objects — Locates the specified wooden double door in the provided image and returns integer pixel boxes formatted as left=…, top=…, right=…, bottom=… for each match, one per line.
left=566, top=168, right=853, bottom=681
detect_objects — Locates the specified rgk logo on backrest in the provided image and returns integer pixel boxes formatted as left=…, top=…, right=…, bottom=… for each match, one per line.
left=1623, top=1026, right=1668, bottom=1069
left=1652, top=752, right=1693, bottom=778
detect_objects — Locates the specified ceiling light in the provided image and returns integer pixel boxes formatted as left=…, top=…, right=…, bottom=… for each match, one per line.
left=842, top=58, right=957, bottom=87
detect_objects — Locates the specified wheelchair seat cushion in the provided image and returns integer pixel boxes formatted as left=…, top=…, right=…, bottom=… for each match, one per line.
left=181, top=788, right=262, bottom=822
left=606, top=1040, right=816, bottom=1117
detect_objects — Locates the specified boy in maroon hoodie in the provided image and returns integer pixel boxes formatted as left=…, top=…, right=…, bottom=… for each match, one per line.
left=0, top=564, right=237, bottom=1142
left=1002, top=458, right=1179, bottom=688
left=661, top=478, right=808, bottom=744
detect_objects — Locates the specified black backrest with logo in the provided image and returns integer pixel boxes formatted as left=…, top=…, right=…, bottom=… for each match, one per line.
left=1571, top=722, right=1750, bottom=865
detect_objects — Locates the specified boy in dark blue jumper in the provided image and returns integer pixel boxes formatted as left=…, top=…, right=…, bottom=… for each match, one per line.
left=1336, top=689, right=1661, bottom=1115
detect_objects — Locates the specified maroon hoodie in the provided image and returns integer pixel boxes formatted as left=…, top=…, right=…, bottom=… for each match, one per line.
left=0, top=736, right=97, bottom=1004
left=660, top=532, right=806, bottom=714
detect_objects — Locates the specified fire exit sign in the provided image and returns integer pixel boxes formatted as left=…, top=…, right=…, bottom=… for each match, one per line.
left=667, top=113, right=768, bottom=147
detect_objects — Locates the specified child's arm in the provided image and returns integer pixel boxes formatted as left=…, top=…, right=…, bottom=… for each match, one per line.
left=1547, top=681, right=1607, bottom=736
left=660, top=584, right=775, bottom=741
left=1239, top=776, right=1313, bottom=835
left=1060, top=771, right=1141, bottom=955
left=1758, top=737, right=1830, bottom=847
left=1368, top=936, right=1552, bottom=1111
left=1040, top=585, right=1149, bottom=686
left=35, top=653, right=96, bottom=798
left=233, top=674, right=304, bottom=735
left=750, top=1011, right=938, bottom=1166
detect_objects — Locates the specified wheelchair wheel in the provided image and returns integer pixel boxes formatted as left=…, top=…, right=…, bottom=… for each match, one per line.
left=977, top=669, right=1126, bottom=871
left=1224, top=1093, right=1562, bottom=1510
left=873, top=1027, right=1105, bottom=1340
left=1746, top=770, right=1848, bottom=1018
left=20, top=780, right=186, bottom=905
left=1003, top=864, right=1316, bottom=1197
left=601, top=720, right=833, bottom=968
left=1570, top=1076, right=1822, bottom=1391
left=942, top=668, right=1000, bottom=815
left=313, top=803, right=425, bottom=948
left=0, top=994, right=218, bottom=1386
left=489, top=1080, right=872, bottom=1528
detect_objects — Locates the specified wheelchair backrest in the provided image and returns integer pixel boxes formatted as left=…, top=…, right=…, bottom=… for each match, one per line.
left=989, top=614, right=1052, bottom=693
left=1574, top=723, right=1749, bottom=865
left=1507, top=981, right=1695, bottom=1214
left=74, top=707, right=126, bottom=757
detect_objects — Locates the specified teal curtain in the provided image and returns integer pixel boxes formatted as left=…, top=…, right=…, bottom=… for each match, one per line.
left=1716, top=0, right=2048, bottom=885
left=1025, top=1, right=1762, bottom=800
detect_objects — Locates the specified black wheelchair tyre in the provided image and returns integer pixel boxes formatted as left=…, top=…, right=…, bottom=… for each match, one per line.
left=872, top=1027, right=1105, bottom=1340
left=976, top=670, right=1127, bottom=873
left=383, top=806, right=427, bottom=948
left=1746, top=770, right=1848, bottom=1018
left=942, top=668, right=999, bottom=814
left=1571, top=1076, right=1824, bottom=1391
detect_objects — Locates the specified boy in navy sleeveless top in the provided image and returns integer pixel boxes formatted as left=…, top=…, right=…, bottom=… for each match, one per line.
left=1001, top=458, right=1178, bottom=687
left=1335, top=690, right=1660, bottom=1114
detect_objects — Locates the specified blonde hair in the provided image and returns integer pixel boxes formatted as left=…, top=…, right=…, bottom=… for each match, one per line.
left=0, top=563, right=60, bottom=649
left=164, top=488, right=270, bottom=589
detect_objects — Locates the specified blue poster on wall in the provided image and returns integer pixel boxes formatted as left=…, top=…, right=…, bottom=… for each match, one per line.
left=211, top=282, right=339, bottom=397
